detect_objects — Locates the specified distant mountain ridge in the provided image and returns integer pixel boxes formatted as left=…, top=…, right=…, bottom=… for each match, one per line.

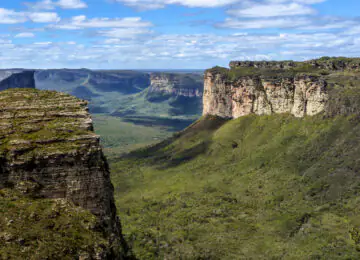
left=31, top=69, right=205, bottom=130
left=0, top=70, right=35, bottom=91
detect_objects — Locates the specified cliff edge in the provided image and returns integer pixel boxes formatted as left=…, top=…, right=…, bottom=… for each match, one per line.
left=0, top=88, right=130, bottom=259
left=204, top=57, right=360, bottom=119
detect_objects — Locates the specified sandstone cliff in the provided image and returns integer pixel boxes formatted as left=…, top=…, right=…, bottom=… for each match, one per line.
left=0, top=89, right=130, bottom=259
left=203, top=72, right=328, bottom=118
left=0, top=70, right=35, bottom=91
left=147, top=73, right=203, bottom=101
left=203, top=58, right=360, bottom=119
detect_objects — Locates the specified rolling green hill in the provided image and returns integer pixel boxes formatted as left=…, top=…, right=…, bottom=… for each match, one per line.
left=110, top=113, right=360, bottom=259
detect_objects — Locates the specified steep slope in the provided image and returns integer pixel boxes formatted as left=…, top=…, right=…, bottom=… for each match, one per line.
left=0, top=89, right=131, bottom=259
left=110, top=58, right=360, bottom=259
left=204, top=57, right=360, bottom=119
left=0, top=70, right=35, bottom=91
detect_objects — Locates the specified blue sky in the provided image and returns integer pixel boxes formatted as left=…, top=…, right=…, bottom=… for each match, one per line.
left=0, top=0, right=359, bottom=69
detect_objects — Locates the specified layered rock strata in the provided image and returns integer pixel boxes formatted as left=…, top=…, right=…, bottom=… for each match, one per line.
left=203, top=71, right=328, bottom=118
left=0, top=89, right=129, bottom=259
left=203, top=63, right=329, bottom=118
left=148, top=73, right=203, bottom=98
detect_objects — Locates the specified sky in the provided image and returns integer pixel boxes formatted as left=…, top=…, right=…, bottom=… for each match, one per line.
left=0, top=0, right=359, bottom=69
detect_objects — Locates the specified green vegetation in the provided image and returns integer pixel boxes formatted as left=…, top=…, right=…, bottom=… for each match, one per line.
left=0, top=188, right=108, bottom=260
left=92, top=114, right=173, bottom=158
left=0, top=89, right=91, bottom=157
left=111, top=114, right=360, bottom=259
left=208, top=65, right=330, bottom=82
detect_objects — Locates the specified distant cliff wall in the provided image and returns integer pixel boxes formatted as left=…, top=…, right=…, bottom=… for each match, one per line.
left=203, top=58, right=360, bottom=119
left=0, top=70, right=36, bottom=90
left=147, top=73, right=203, bottom=99
left=203, top=71, right=328, bottom=118
left=0, top=89, right=129, bottom=259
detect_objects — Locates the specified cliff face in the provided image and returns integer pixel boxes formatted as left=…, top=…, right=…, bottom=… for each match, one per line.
left=0, top=70, right=35, bottom=91
left=203, top=72, right=328, bottom=118
left=0, top=89, right=129, bottom=259
left=203, top=58, right=360, bottom=119
left=147, top=73, right=203, bottom=100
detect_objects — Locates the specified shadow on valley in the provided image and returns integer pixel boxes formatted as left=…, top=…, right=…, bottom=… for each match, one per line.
left=123, top=115, right=229, bottom=168
left=121, top=116, right=196, bottom=132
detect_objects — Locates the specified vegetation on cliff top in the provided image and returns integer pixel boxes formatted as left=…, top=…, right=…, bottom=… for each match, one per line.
left=208, top=57, right=360, bottom=82
left=0, top=89, right=93, bottom=158
left=111, top=114, right=360, bottom=259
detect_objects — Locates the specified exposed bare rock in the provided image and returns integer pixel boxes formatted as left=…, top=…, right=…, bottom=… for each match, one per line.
left=147, top=73, right=203, bottom=99
left=0, top=89, right=130, bottom=259
left=203, top=70, right=329, bottom=119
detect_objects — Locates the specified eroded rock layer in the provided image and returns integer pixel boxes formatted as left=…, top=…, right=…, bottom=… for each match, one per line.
left=203, top=71, right=329, bottom=118
left=148, top=73, right=203, bottom=99
left=0, top=88, right=129, bottom=259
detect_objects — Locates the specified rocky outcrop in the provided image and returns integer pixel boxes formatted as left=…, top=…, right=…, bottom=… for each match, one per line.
left=147, top=73, right=203, bottom=100
left=230, top=57, right=360, bottom=71
left=0, top=89, right=130, bottom=259
left=229, top=61, right=297, bottom=70
left=203, top=67, right=329, bottom=119
left=0, top=70, right=35, bottom=91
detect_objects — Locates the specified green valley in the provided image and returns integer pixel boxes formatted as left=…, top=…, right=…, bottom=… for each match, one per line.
left=111, top=114, right=360, bottom=259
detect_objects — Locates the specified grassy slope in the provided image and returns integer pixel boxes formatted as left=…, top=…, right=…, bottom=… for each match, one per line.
left=0, top=189, right=108, bottom=260
left=111, top=114, right=360, bottom=259
left=92, top=114, right=173, bottom=158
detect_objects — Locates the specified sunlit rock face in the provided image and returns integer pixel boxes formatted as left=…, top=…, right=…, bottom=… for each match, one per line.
left=203, top=69, right=328, bottom=119
left=148, top=73, right=203, bottom=99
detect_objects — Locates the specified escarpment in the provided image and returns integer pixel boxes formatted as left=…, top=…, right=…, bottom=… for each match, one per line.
left=0, top=89, right=129, bottom=259
left=147, top=73, right=203, bottom=101
left=0, top=70, right=35, bottom=91
left=203, top=58, right=360, bottom=119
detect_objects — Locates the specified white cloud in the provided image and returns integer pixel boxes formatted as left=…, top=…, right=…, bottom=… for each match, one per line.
left=113, top=0, right=240, bottom=10
left=345, top=25, right=360, bottom=35
left=57, top=0, right=87, bottom=9
left=15, top=32, right=36, bottom=38
left=0, top=30, right=358, bottom=69
left=0, top=8, right=60, bottom=24
left=217, top=16, right=359, bottom=30
left=218, top=17, right=310, bottom=29
left=28, top=12, right=60, bottom=23
left=49, top=16, right=152, bottom=30
left=228, top=2, right=316, bottom=18
left=98, top=28, right=152, bottom=38
left=113, top=0, right=328, bottom=10
left=0, top=8, right=27, bottom=24
left=26, top=0, right=87, bottom=10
